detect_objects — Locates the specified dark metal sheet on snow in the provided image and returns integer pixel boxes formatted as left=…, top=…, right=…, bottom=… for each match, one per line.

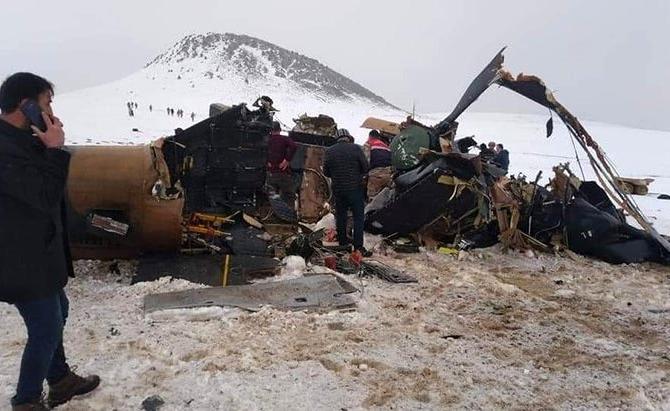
left=135, top=254, right=279, bottom=286
left=143, top=274, right=356, bottom=314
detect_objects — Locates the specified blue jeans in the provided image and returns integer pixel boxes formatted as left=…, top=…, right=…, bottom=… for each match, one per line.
left=11, top=289, right=70, bottom=406
left=334, top=189, right=365, bottom=250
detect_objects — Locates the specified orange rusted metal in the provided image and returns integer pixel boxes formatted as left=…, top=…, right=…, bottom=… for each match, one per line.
left=66, top=145, right=184, bottom=259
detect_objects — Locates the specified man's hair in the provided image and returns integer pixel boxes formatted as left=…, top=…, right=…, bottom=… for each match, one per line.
left=272, top=121, right=281, bottom=132
left=497, top=143, right=504, bottom=149
left=488, top=141, right=495, bottom=147
left=369, top=130, right=380, bottom=138
left=0, top=72, right=54, bottom=113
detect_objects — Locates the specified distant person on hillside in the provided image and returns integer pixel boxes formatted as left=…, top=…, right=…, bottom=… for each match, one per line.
left=266, top=121, right=297, bottom=207
left=149, top=104, right=152, bottom=112
left=493, top=143, right=510, bottom=171
left=190, top=112, right=195, bottom=121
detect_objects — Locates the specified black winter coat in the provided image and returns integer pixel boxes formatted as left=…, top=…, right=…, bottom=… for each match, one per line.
left=323, top=141, right=369, bottom=194
left=369, top=148, right=392, bottom=170
left=493, top=149, right=510, bottom=171
left=0, top=119, right=74, bottom=304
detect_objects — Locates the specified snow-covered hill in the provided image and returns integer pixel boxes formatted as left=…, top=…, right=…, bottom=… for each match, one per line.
left=53, top=32, right=402, bottom=143
left=147, top=33, right=395, bottom=108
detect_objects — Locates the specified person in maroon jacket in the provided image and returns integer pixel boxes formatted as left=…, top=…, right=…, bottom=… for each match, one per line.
left=266, top=121, right=298, bottom=207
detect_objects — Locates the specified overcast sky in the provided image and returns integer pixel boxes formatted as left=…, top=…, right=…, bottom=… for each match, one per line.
left=2, top=0, right=668, bottom=130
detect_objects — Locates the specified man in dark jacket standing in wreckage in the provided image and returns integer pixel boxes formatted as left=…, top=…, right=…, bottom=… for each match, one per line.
left=0, top=73, right=100, bottom=410
left=323, top=129, right=371, bottom=256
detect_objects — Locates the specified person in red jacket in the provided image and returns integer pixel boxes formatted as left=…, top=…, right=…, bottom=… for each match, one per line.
left=364, top=130, right=391, bottom=169
left=266, top=121, right=298, bottom=207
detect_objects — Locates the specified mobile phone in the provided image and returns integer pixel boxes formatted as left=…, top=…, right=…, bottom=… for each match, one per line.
left=20, top=100, right=47, bottom=132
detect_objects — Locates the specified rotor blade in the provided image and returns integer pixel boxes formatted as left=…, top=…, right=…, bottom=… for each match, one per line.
left=434, top=47, right=506, bottom=134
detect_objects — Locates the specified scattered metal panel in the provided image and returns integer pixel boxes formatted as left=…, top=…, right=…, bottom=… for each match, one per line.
left=143, top=274, right=357, bottom=313
left=135, top=254, right=279, bottom=286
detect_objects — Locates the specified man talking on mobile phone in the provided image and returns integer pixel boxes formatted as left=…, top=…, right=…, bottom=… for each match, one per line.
left=0, top=73, right=100, bottom=410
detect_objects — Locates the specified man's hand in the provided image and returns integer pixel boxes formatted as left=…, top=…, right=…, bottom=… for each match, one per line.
left=279, top=159, right=290, bottom=171
left=32, top=112, right=64, bottom=148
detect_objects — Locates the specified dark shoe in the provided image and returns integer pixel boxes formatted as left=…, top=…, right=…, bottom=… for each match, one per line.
left=48, top=369, right=100, bottom=408
left=11, top=398, right=49, bottom=410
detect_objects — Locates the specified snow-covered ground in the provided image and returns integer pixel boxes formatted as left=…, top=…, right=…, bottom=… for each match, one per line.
left=1, top=251, right=669, bottom=410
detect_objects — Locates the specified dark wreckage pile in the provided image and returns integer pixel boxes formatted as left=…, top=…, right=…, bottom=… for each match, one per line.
left=64, top=49, right=669, bottom=315
left=365, top=48, right=670, bottom=265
